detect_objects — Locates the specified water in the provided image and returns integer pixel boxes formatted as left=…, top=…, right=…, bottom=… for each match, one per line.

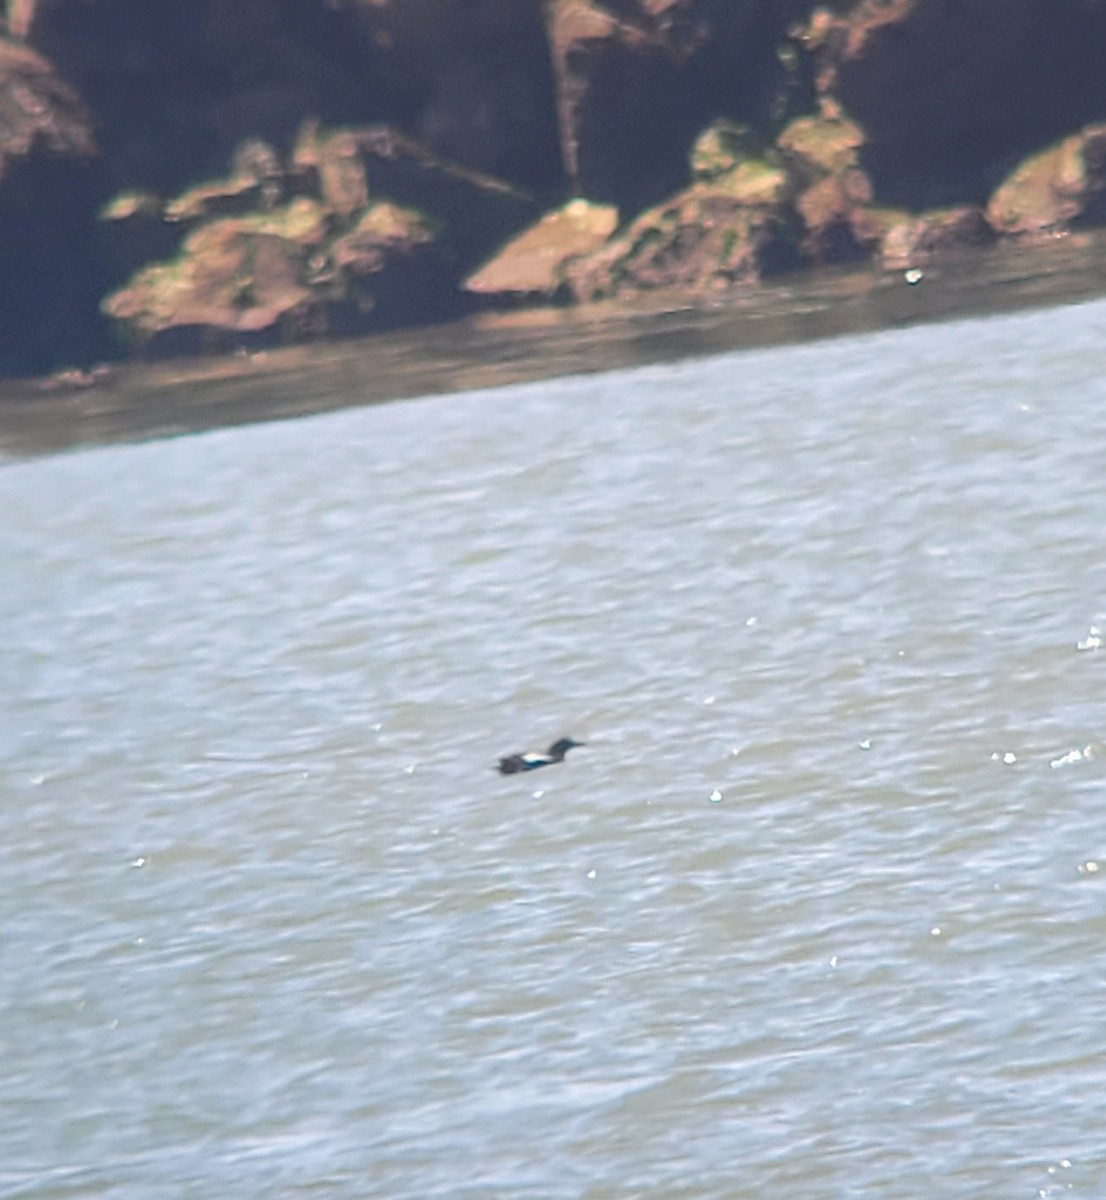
left=3, top=297, right=1106, bottom=1199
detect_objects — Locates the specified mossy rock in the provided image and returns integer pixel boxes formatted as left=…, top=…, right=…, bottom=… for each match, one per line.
left=777, top=114, right=865, bottom=178
left=102, top=200, right=328, bottom=341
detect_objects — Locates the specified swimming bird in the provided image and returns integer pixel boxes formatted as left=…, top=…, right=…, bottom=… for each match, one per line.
left=497, top=737, right=586, bottom=775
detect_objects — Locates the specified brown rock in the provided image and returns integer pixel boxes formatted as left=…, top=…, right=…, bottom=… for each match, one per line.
left=0, top=38, right=94, bottom=178
left=777, top=113, right=865, bottom=182
left=986, top=124, right=1106, bottom=236
left=328, top=201, right=437, bottom=277
left=322, top=200, right=455, bottom=326
left=690, top=119, right=759, bottom=182
left=463, top=198, right=619, bottom=301
left=712, top=159, right=791, bottom=208
left=100, top=191, right=162, bottom=223
left=565, top=169, right=794, bottom=301
left=805, top=178, right=881, bottom=261
left=102, top=199, right=328, bottom=347
left=293, top=124, right=370, bottom=220
left=165, top=140, right=284, bottom=223
left=777, top=113, right=874, bottom=262
left=100, top=119, right=540, bottom=351
left=878, top=205, right=993, bottom=268
left=6, top=0, right=48, bottom=42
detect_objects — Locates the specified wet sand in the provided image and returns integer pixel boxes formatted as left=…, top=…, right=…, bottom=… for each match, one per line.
left=3, top=231, right=1106, bottom=460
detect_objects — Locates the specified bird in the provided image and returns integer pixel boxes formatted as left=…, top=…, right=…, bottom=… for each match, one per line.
left=497, top=737, right=586, bottom=775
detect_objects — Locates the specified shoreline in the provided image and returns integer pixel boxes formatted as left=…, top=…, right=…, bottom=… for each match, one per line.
left=4, top=230, right=1106, bottom=462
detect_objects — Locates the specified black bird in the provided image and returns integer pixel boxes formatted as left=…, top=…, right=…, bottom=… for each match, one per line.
left=497, top=737, right=586, bottom=775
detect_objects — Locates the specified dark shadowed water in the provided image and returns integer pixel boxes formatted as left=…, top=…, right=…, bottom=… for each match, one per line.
left=3, top=295, right=1106, bottom=1199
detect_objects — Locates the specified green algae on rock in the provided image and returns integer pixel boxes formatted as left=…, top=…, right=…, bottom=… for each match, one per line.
left=98, top=120, right=538, bottom=353
left=101, top=193, right=454, bottom=351
left=102, top=199, right=329, bottom=348
left=565, top=181, right=794, bottom=302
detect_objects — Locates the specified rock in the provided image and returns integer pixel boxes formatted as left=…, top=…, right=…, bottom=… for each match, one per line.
left=6, top=0, right=49, bottom=42
left=589, top=121, right=796, bottom=300
left=102, top=198, right=328, bottom=350
left=325, top=200, right=458, bottom=327
left=690, top=119, right=759, bottom=181
left=165, top=140, right=284, bottom=223
left=16, top=0, right=1106, bottom=381
left=986, top=124, right=1106, bottom=236
left=100, top=191, right=162, bottom=223
left=100, top=121, right=539, bottom=350
left=35, top=363, right=112, bottom=392
left=99, top=210, right=399, bottom=352
left=463, top=198, right=619, bottom=301
left=777, top=112, right=865, bottom=182
left=713, top=158, right=791, bottom=209
left=327, top=201, right=437, bottom=278
left=777, top=113, right=874, bottom=262
left=878, top=205, right=993, bottom=269
left=565, top=168, right=795, bottom=301
left=99, top=140, right=289, bottom=297
left=0, top=38, right=95, bottom=177
left=292, top=124, right=371, bottom=220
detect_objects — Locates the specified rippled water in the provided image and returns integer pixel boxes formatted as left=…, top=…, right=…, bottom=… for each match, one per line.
left=3, top=298, right=1106, bottom=1199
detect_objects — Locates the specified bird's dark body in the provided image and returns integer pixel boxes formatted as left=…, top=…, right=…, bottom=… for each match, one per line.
left=497, top=737, right=585, bottom=775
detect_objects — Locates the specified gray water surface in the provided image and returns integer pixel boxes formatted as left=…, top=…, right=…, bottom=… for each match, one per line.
left=3, top=299, right=1106, bottom=1199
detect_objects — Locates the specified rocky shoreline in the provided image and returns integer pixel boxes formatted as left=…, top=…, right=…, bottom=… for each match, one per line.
left=6, top=226, right=1106, bottom=459
left=4, top=0, right=1106, bottom=382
